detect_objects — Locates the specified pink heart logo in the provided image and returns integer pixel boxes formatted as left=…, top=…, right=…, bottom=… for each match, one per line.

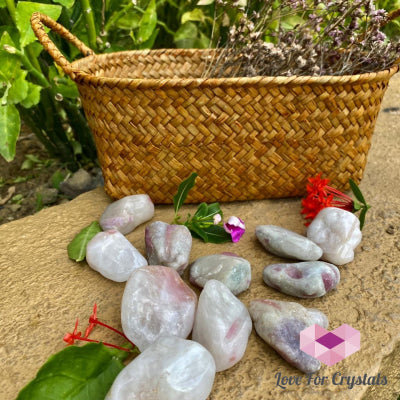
left=300, top=324, right=360, bottom=366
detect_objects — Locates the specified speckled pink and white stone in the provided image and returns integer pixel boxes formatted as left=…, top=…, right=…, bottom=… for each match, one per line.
left=86, top=230, right=148, bottom=282
left=145, top=221, right=192, bottom=275
left=192, top=280, right=252, bottom=372
left=256, top=225, right=323, bottom=261
left=249, top=299, right=328, bottom=373
left=189, top=253, right=251, bottom=295
left=263, top=261, right=340, bottom=298
left=307, top=207, right=362, bottom=265
left=99, top=194, right=154, bottom=235
left=106, top=336, right=216, bottom=400
left=121, top=266, right=197, bottom=351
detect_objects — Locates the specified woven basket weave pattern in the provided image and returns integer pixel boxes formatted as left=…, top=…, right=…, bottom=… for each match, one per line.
left=30, top=13, right=398, bottom=203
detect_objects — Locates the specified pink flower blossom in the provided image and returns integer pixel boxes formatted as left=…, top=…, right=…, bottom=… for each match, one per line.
left=213, top=214, right=222, bottom=224
left=224, top=216, right=246, bottom=243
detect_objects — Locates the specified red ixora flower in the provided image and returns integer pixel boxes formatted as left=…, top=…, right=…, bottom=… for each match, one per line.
left=301, top=173, right=354, bottom=225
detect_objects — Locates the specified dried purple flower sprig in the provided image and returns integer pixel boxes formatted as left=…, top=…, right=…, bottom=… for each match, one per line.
left=206, top=0, right=400, bottom=78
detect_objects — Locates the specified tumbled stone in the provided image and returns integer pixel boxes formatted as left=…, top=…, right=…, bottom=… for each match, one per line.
left=106, top=336, right=216, bottom=400
left=263, top=261, right=340, bottom=298
left=99, top=194, right=154, bottom=235
left=192, top=280, right=252, bottom=372
left=255, top=225, right=323, bottom=261
left=189, top=253, right=251, bottom=295
left=86, top=230, right=147, bottom=282
left=249, top=299, right=328, bottom=373
left=307, top=207, right=362, bottom=265
left=145, top=221, right=192, bottom=275
left=121, top=266, right=197, bottom=351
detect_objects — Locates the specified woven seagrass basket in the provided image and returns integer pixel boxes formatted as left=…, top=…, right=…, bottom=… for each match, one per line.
left=31, top=12, right=399, bottom=204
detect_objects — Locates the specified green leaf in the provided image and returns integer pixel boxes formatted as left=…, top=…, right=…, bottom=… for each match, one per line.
left=51, top=170, right=65, bottom=190
left=7, top=70, right=29, bottom=104
left=0, top=0, right=6, bottom=7
left=0, top=103, right=20, bottom=161
left=16, top=2, right=62, bottom=49
left=20, top=82, right=42, bottom=108
left=16, top=343, right=128, bottom=400
left=197, top=224, right=232, bottom=244
left=53, top=0, right=75, bottom=7
left=349, top=179, right=367, bottom=205
left=181, top=9, right=206, bottom=24
left=67, top=221, right=102, bottom=262
left=193, top=202, right=208, bottom=218
left=189, top=222, right=208, bottom=242
left=139, top=27, right=159, bottom=49
left=138, top=0, right=157, bottom=43
left=173, top=172, right=198, bottom=214
left=174, top=22, right=198, bottom=48
left=359, top=206, right=368, bottom=230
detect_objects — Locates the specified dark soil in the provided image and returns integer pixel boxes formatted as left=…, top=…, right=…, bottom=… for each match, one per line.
left=0, top=126, right=66, bottom=225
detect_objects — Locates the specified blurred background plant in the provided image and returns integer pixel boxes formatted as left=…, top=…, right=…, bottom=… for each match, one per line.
left=0, top=0, right=399, bottom=169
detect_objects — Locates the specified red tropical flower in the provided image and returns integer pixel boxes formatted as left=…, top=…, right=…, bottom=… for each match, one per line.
left=301, top=173, right=354, bottom=225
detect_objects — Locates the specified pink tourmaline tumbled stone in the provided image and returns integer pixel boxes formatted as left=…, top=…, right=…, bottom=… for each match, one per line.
left=121, top=266, right=197, bottom=351
left=145, top=221, right=192, bottom=275
left=249, top=299, right=328, bottom=373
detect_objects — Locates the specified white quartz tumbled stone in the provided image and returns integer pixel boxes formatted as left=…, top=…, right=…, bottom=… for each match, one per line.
left=86, top=230, right=148, bottom=282
left=307, top=207, right=362, bottom=265
left=249, top=299, right=328, bottom=373
left=189, top=253, right=251, bottom=295
left=256, top=225, right=323, bottom=261
left=99, top=194, right=154, bottom=235
left=121, top=266, right=197, bottom=351
left=145, top=221, right=192, bottom=275
left=192, top=280, right=252, bottom=372
left=106, top=336, right=216, bottom=400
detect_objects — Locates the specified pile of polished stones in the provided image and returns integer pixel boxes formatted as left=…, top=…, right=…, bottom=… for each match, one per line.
left=84, top=194, right=362, bottom=399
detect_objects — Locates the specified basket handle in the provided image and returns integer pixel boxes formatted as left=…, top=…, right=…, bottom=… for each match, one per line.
left=30, top=12, right=95, bottom=80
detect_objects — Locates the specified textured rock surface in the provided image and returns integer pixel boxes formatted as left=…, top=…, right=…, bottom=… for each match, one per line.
left=99, top=194, right=154, bottom=234
left=192, top=280, right=252, bottom=371
left=249, top=299, right=328, bottom=373
left=2, top=75, right=400, bottom=400
left=263, top=261, right=340, bottom=298
left=256, top=225, right=323, bottom=261
left=307, top=208, right=362, bottom=265
left=106, top=336, right=216, bottom=400
left=86, top=230, right=148, bottom=282
left=189, top=253, right=251, bottom=295
left=121, top=265, right=197, bottom=351
left=145, top=221, right=192, bottom=274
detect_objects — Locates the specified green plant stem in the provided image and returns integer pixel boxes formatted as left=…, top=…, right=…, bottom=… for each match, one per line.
left=80, top=0, right=97, bottom=51
left=13, top=49, right=50, bottom=88
left=25, top=45, right=44, bottom=77
left=104, top=2, right=134, bottom=33
left=5, top=0, right=16, bottom=24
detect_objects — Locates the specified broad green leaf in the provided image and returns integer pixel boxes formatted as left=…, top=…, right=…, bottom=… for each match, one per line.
left=194, top=202, right=208, bottom=218
left=0, top=103, right=20, bottom=161
left=349, top=178, right=367, bottom=205
left=138, top=0, right=157, bottom=43
left=0, top=0, right=6, bottom=7
left=0, top=31, right=19, bottom=83
left=114, top=11, right=141, bottom=30
left=67, top=221, right=102, bottom=262
left=20, top=82, right=42, bottom=108
left=16, top=2, right=62, bottom=48
left=7, top=70, right=28, bottom=104
left=197, top=224, right=232, bottom=243
left=197, top=0, right=214, bottom=5
left=181, top=9, right=206, bottom=24
left=139, top=27, right=159, bottom=49
left=189, top=222, right=208, bottom=242
left=174, top=22, right=206, bottom=48
left=173, top=172, right=198, bottom=214
left=53, top=0, right=75, bottom=7
left=16, top=343, right=128, bottom=400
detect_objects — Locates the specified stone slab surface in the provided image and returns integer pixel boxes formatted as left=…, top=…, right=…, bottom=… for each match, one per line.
left=1, top=75, right=400, bottom=400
